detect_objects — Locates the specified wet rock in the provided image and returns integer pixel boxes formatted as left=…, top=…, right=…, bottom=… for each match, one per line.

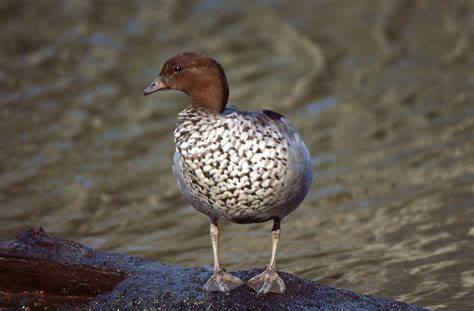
left=0, top=228, right=126, bottom=309
left=0, top=228, right=426, bottom=310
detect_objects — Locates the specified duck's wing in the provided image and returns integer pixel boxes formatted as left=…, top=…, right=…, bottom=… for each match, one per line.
left=172, top=151, right=214, bottom=217
left=253, top=109, right=314, bottom=217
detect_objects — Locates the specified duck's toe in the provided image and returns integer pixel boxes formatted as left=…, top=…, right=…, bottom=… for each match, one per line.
left=203, top=270, right=244, bottom=292
left=247, top=268, right=286, bottom=295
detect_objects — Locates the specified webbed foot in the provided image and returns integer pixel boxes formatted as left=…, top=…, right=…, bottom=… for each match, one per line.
left=203, top=270, right=244, bottom=292
left=247, top=268, right=286, bottom=294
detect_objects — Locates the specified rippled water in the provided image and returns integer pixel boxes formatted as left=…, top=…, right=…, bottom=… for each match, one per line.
left=1, top=1, right=473, bottom=309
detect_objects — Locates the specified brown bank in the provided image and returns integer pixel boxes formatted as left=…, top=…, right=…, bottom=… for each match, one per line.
left=0, top=228, right=425, bottom=310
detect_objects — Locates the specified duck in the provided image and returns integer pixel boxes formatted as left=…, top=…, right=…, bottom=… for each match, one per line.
left=144, top=52, right=313, bottom=294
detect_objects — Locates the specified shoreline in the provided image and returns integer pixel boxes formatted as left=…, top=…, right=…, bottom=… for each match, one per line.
left=0, top=228, right=426, bottom=310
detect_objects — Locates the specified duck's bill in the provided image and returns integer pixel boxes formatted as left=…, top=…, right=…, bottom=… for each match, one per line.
left=144, top=77, right=167, bottom=96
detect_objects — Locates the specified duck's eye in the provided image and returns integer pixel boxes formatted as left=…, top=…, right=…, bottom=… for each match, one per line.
left=172, top=65, right=182, bottom=72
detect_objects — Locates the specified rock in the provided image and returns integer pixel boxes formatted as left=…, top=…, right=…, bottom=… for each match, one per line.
left=0, top=228, right=426, bottom=310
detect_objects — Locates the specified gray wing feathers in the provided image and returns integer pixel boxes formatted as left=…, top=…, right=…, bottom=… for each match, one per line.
left=173, top=152, right=206, bottom=214
left=271, top=116, right=313, bottom=218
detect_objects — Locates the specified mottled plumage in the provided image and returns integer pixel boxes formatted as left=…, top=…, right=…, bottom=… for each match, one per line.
left=144, top=52, right=313, bottom=294
left=173, top=106, right=312, bottom=224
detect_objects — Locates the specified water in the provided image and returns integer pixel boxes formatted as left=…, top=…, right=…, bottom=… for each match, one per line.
left=1, top=1, right=473, bottom=309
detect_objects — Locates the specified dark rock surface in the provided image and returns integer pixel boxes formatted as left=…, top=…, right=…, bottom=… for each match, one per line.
left=0, top=228, right=426, bottom=310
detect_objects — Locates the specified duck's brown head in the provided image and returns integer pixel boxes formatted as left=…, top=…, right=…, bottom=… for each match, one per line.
left=144, top=52, right=229, bottom=114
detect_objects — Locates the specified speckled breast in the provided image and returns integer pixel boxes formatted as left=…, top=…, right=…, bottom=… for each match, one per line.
left=173, top=107, right=293, bottom=223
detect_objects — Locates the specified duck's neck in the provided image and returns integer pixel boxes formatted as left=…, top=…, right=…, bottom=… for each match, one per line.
left=188, top=69, right=229, bottom=114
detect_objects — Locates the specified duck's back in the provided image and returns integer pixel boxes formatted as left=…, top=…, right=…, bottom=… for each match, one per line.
left=173, top=106, right=312, bottom=223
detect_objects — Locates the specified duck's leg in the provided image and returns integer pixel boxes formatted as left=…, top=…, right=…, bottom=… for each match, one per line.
left=203, top=220, right=243, bottom=292
left=248, top=219, right=286, bottom=294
